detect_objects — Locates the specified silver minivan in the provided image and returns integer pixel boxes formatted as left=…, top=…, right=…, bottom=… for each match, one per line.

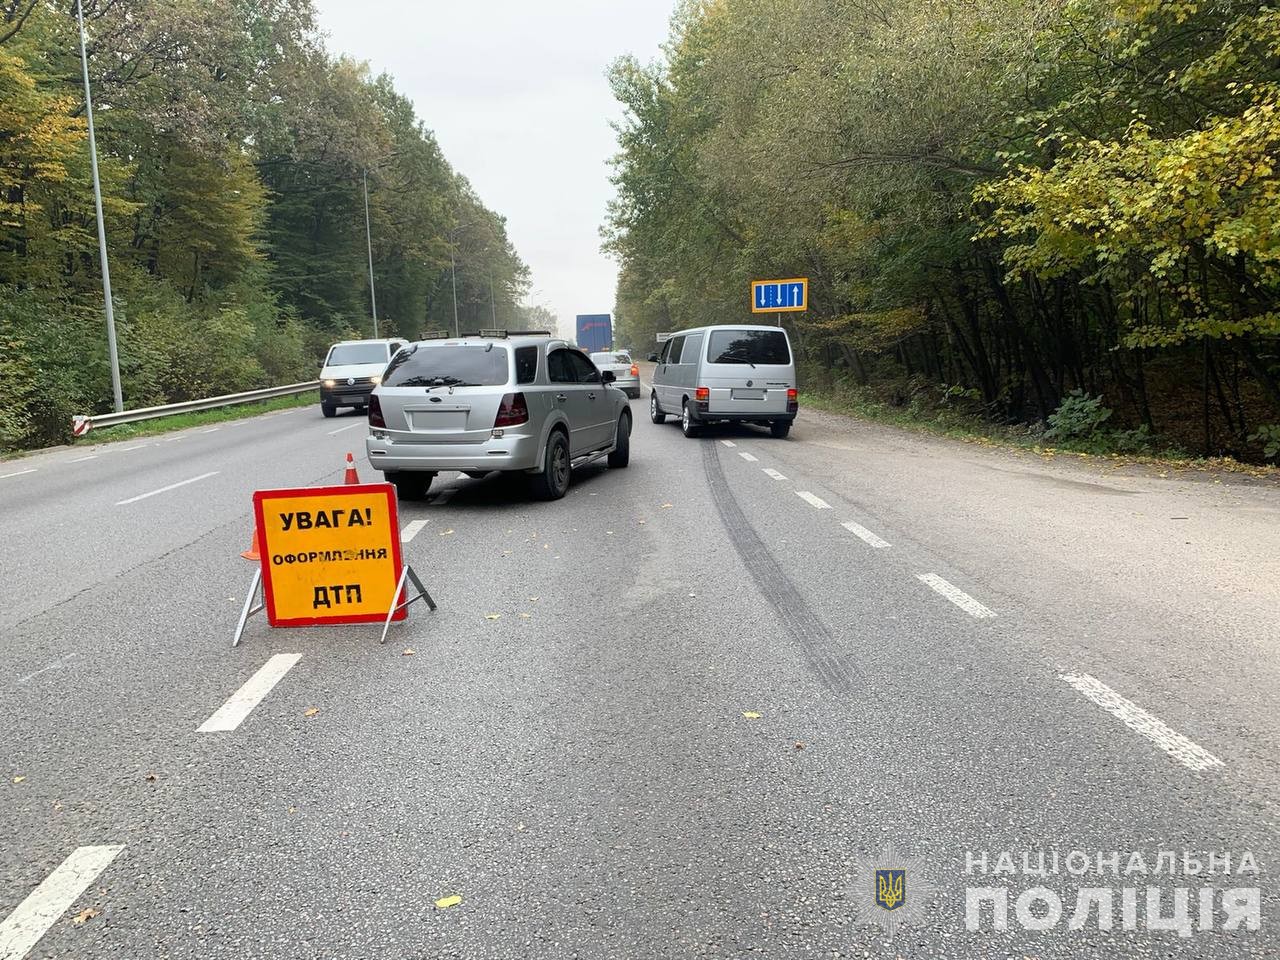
left=649, top=325, right=797, bottom=438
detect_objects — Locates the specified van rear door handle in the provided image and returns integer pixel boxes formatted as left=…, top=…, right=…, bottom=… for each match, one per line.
left=554, top=393, right=567, bottom=403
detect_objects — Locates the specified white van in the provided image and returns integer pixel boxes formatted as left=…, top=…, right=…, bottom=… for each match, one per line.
left=648, top=325, right=797, bottom=438
left=320, top=338, right=408, bottom=417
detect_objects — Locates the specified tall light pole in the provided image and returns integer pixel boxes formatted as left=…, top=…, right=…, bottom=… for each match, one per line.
left=449, top=246, right=459, bottom=337
left=362, top=168, right=379, bottom=338
left=77, top=0, right=122, bottom=413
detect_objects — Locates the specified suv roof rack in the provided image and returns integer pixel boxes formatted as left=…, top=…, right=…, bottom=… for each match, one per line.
left=461, top=329, right=553, bottom=339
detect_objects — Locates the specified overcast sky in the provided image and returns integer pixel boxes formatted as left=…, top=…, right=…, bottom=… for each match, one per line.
left=310, top=0, right=676, bottom=338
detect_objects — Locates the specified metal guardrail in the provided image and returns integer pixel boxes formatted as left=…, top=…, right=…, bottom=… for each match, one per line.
left=71, top=381, right=319, bottom=436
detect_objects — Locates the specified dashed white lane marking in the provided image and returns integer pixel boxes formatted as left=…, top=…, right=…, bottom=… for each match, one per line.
left=762, top=468, right=788, bottom=481
left=69, top=455, right=97, bottom=463
left=1060, top=673, right=1224, bottom=772
left=200, top=428, right=220, bottom=434
left=196, top=654, right=302, bottom=733
left=118, top=444, right=150, bottom=452
left=841, top=520, right=891, bottom=549
left=0, top=469, right=36, bottom=480
left=160, top=436, right=183, bottom=443
left=327, top=422, right=363, bottom=436
left=115, top=471, right=219, bottom=506
left=795, top=491, right=831, bottom=510
left=738, top=451, right=759, bottom=463
left=0, top=844, right=125, bottom=959
left=17, top=652, right=78, bottom=684
left=401, top=519, right=429, bottom=543
left=916, top=573, right=996, bottom=618
left=720, top=440, right=736, bottom=447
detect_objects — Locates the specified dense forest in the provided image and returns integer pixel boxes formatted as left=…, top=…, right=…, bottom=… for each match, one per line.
left=0, top=0, right=527, bottom=449
left=607, top=0, right=1280, bottom=460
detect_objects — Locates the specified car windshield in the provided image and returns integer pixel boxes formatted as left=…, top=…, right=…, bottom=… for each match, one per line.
left=382, top=344, right=510, bottom=387
left=326, top=343, right=388, bottom=365
left=707, top=330, right=791, bottom=365
left=591, top=353, right=631, bottom=365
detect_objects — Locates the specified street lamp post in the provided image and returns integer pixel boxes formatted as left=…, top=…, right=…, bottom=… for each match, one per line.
left=76, top=0, right=122, bottom=413
left=362, top=168, right=379, bottom=338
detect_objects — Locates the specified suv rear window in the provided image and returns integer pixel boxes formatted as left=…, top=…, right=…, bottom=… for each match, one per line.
left=383, top=344, right=510, bottom=387
left=327, top=343, right=388, bottom=365
left=707, top=330, right=791, bottom=365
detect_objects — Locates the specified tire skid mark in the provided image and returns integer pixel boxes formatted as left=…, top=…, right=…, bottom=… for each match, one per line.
left=702, top=443, right=860, bottom=694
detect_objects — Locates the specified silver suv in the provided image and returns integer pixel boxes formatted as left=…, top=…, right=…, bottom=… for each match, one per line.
left=365, top=333, right=632, bottom=500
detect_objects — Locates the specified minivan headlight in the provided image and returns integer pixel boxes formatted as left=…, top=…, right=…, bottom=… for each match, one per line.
left=323, top=379, right=336, bottom=387
left=370, top=374, right=382, bottom=385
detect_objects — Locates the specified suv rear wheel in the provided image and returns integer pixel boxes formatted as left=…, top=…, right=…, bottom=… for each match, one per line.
left=529, top=430, right=571, bottom=500
left=608, top=412, right=631, bottom=468
left=386, top=470, right=435, bottom=500
left=770, top=420, right=792, bottom=439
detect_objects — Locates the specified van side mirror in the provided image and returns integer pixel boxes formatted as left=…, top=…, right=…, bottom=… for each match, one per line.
left=647, top=353, right=659, bottom=362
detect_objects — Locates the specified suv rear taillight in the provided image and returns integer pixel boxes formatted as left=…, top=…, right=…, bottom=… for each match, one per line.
left=494, top=392, right=529, bottom=428
left=787, top=388, right=798, bottom=413
left=695, top=386, right=710, bottom=403
left=368, top=393, right=386, bottom=428
left=630, top=364, right=639, bottom=376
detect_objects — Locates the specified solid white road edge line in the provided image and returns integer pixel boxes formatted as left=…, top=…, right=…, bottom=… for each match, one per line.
left=762, top=468, right=788, bottom=481
left=115, top=471, right=219, bottom=506
left=916, top=573, right=996, bottom=618
left=0, top=844, right=125, bottom=960
left=401, top=519, right=429, bottom=543
left=200, top=428, right=219, bottom=434
left=795, top=491, right=831, bottom=510
left=841, top=520, right=891, bottom=549
left=738, top=451, right=759, bottom=463
left=117, top=444, right=151, bottom=452
left=327, top=422, right=362, bottom=436
left=0, top=469, right=37, bottom=480
left=196, top=654, right=302, bottom=733
left=1060, top=672, right=1224, bottom=772
left=69, top=455, right=97, bottom=463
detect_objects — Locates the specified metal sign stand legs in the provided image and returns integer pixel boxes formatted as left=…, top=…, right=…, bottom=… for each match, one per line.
left=379, top=565, right=436, bottom=645
left=232, top=569, right=264, bottom=647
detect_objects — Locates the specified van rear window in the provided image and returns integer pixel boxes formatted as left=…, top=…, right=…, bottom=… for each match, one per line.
left=383, top=344, right=510, bottom=387
left=707, top=330, right=791, bottom=365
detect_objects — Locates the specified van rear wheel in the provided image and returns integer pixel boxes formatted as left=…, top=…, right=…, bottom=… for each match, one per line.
left=681, top=401, right=701, bottom=438
left=770, top=420, right=792, bottom=439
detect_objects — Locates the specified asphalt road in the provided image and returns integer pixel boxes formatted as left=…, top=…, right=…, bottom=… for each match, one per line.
left=2, top=388, right=1279, bottom=958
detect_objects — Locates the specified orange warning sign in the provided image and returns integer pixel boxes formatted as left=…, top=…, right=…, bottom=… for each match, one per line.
left=252, top=483, right=406, bottom=626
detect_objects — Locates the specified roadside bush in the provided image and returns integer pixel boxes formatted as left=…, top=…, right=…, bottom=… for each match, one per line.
left=1046, top=390, right=1112, bottom=441
left=1250, top=425, right=1280, bottom=460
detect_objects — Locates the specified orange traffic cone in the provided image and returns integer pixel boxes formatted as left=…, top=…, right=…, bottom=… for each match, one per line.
left=240, top=522, right=261, bottom=561
left=343, top=452, right=361, bottom=485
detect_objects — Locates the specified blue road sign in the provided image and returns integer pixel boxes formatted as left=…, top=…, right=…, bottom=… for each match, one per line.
left=751, top=278, right=808, bottom=313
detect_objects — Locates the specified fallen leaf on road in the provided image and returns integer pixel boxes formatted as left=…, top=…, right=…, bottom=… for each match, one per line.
left=303, top=707, right=320, bottom=718
left=484, top=613, right=501, bottom=620
left=794, top=742, right=805, bottom=750
left=145, top=773, right=157, bottom=782
left=742, top=711, right=762, bottom=720
left=528, top=596, right=539, bottom=602
left=661, top=502, right=673, bottom=509
left=12, top=776, right=25, bottom=783
left=440, top=529, right=454, bottom=536
left=402, top=648, right=416, bottom=656
left=519, top=613, right=531, bottom=619
left=71, top=908, right=100, bottom=925
left=637, top=519, right=646, bottom=525
left=516, top=822, right=526, bottom=831
left=434, top=894, right=463, bottom=910
left=503, top=550, right=512, bottom=556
